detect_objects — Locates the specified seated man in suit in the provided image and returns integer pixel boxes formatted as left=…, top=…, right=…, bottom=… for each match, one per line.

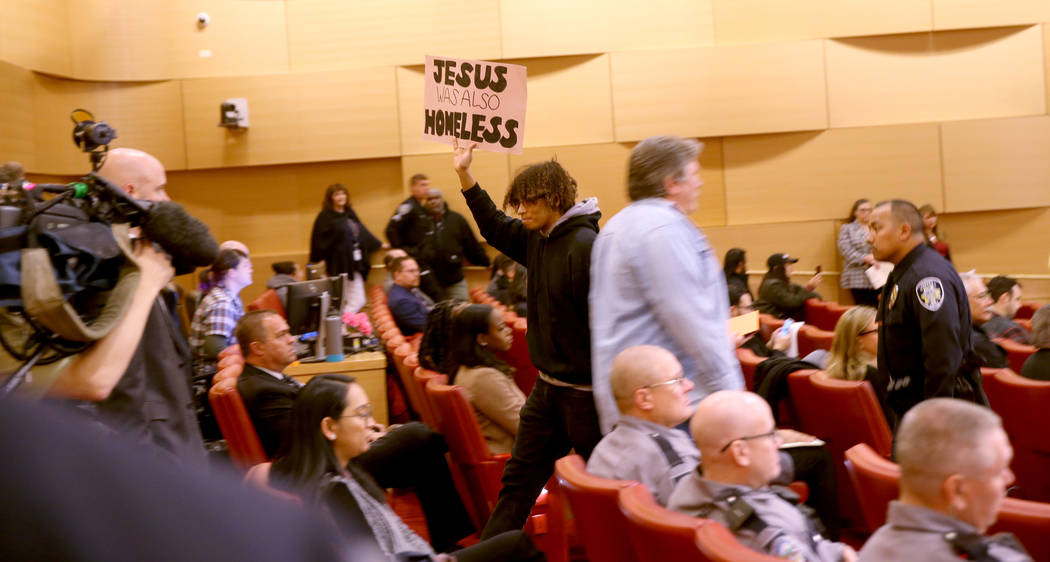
left=859, top=398, right=1031, bottom=561
left=668, top=390, right=856, bottom=561
left=387, top=256, right=431, bottom=335
left=234, top=310, right=474, bottom=552
left=588, top=346, right=840, bottom=534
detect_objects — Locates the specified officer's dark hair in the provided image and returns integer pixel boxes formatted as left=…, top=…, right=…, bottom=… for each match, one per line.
left=408, top=173, right=428, bottom=186
left=986, top=276, right=1020, bottom=303
left=389, top=256, right=416, bottom=274
left=874, top=199, right=925, bottom=239
left=896, top=398, right=1004, bottom=504
left=504, top=159, right=577, bottom=214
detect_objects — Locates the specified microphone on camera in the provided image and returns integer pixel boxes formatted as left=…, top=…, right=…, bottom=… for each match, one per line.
left=141, top=201, right=219, bottom=275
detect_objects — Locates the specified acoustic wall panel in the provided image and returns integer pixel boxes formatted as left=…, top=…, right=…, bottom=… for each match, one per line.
left=287, top=0, right=501, bottom=73
left=399, top=151, right=511, bottom=234
left=723, top=124, right=943, bottom=225
left=712, top=0, right=931, bottom=44
left=826, top=26, right=1047, bottom=128
left=500, top=0, right=714, bottom=59
left=611, top=41, right=827, bottom=141
left=0, top=61, right=37, bottom=170
left=182, top=67, right=401, bottom=169
left=941, top=116, right=1050, bottom=212
left=932, top=0, right=1050, bottom=31
left=32, top=75, right=186, bottom=175
left=939, top=207, right=1050, bottom=274
left=1, top=0, right=71, bottom=76
left=703, top=220, right=841, bottom=280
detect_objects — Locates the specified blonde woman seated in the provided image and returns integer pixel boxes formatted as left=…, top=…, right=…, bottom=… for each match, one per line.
left=420, top=302, right=524, bottom=455
left=823, top=306, right=892, bottom=425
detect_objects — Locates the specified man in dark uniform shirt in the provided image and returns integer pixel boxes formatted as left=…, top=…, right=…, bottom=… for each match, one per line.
left=385, top=173, right=443, bottom=300
left=868, top=200, right=987, bottom=425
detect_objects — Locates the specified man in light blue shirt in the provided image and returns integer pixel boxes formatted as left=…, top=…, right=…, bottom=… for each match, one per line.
left=590, top=135, right=743, bottom=433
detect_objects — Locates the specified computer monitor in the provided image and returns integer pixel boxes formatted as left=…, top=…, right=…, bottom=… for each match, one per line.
left=284, top=274, right=346, bottom=336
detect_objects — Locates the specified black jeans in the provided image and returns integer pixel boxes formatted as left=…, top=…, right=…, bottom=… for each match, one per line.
left=454, top=530, right=546, bottom=562
left=355, top=422, right=475, bottom=552
left=480, top=378, right=603, bottom=539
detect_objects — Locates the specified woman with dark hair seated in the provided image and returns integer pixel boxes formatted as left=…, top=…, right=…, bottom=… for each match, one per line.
left=420, top=302, right=525, bottom=455
left=270, top=375, right=545, bottom=562
left=753, top=252, right=821, bottom=321
left=723, top=247, right=752, bottom=301
left=1021, top=304, right=1050, bottom=381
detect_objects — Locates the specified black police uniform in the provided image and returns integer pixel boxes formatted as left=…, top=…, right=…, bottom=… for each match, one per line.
left=384, top=196, right=442, bottom=299
left=877, top=244, right=987, bottom=424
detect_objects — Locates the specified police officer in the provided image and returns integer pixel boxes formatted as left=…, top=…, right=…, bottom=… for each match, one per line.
left=867, top=200, right=986, bottom=424
left=859, top=399, right=1032, bottom=562
left=385, top=173, right=442, bottom=299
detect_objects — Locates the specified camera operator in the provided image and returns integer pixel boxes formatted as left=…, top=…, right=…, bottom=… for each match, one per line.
left=84, top=148, right=207, bottom=463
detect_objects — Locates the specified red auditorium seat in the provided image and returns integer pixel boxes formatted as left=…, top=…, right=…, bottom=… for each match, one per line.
left=208, top=363, right=267, bottom=471
left=411, top=367, right=446, bottom=430
left=994, top=338, right=1037, bottom=374
left=843, top=443, right=900, bottom=531
left=554, top=455, right=638, bottom=562
left=618, top=484, right=707, bottom=562
left=735, top=347, right=764, bottom=391
left=497, top=317, right=538, bottom=395
left=796, top=324, right=834, bottom=358
left=788, top=370, right=892, bottom=528
left=758, top=314, right=784, bottom=341
left=989, top=497, right=1050, bottom=562
left=982, top=369, right=1050, bottom=502
left=1015, top=302, right=1039, bottom=320
left=247, top=289, right=285, bottom=317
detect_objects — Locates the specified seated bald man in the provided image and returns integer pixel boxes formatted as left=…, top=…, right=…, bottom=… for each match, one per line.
left=668, top=390, right=855, bottom=562
left=859, top=398, right=1031, bottom=561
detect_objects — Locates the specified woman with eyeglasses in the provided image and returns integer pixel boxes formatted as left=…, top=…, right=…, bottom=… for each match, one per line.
left=268, top=374, right=545, bottom=562
left=823, top=306, right=891, bottom=424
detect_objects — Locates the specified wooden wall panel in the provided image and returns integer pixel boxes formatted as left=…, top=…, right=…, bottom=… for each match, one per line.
left=826, top=26, right=1047, bottom=128
left=286, top=0, right=501, bottom=73
left=1045, top=24, right=1050, bottom=113
left=0, top=62, right=37, bottom=170
left=941, top=116, right=1050, bottom=213
left=712, top=0, right=931, bottom=44
left=932, top=0, right=1050, bottom=31
left=611, top=41, right=827, bottom=141
left=939, top=207, right=1050, bottom=275
left=181, top=68, right=401, bottom=169
left=2, top=0, right=71, bottom=76
left=722, top=124, right=943, bottom=225
left=69, top=0, right=289, bottom=80
left=500, top=0, right=714, bottom=59
left=32, top=75, right=186, bottom=175
left=398, top=55, right=615, bottom=156
left=399, top=151, right=511, bottom=234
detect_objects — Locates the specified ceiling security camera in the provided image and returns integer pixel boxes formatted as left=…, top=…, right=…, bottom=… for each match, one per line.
left=196, top=12, right=210, bottom=29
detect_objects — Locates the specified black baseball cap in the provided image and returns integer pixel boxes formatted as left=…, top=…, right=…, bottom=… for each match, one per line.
left=767, top=253, right=800, bottom=268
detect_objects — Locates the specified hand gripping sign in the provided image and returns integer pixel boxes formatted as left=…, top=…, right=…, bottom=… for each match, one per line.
left=423, top=55, right=527, bottom=154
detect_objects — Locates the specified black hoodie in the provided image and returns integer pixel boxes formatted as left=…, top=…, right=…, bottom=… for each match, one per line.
left=463, top=183, right=600, bottom=384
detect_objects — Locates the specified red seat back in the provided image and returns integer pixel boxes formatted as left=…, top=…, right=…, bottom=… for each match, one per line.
left=758, top=314, right=784, bottom=341
left=554, top=455, right=638, bottom=562
left=843, top=443, right=900, bottom=531
left=796, top=324, right=834, bottom=358
left=412, top=367, right=446, bottom=430
left=618, top=485, right=707, bottom=562
left=996, top=338, right=1037, bottom=374
left=208, top=364, right=267, bottom=471
left=247, top=289, right=286, bottom=317
left=735, top=347, right=764, bottom=391
left=496, top=317, right=538, bottom=395
left=695, top=520, right=783, bottom=561
left=983, top=369, right=1050, bottom=502
left=1015, top=302, right=1040, bottom=320
left=788, top=370, right=892, bottom=526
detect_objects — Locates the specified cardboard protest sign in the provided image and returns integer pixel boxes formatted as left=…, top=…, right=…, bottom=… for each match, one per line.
left=422, top=55, right=527, bottom=154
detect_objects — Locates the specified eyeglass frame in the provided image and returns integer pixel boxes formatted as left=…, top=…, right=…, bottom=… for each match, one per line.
left=639, top=375, right=686, bottom=391
left=857, top=328, right=878, bottom=337
left=719, top=427, right=779, bottom=453
left=340, top=403, right=374, bottom=422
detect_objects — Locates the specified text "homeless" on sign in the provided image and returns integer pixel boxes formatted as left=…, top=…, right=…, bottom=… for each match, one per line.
left=422, top=56, right=527, bottom=154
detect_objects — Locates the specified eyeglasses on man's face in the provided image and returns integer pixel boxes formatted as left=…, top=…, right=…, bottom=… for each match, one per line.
left=719, top=427, right=779, bottom=453
left=640, top=375, right=686, bottom=390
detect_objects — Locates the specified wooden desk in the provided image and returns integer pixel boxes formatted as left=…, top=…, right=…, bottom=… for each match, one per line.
left=284, top=351, right=388, bottom=425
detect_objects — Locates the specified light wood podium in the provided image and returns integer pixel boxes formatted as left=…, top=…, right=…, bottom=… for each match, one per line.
left=283, top=351, right=388, bottom=425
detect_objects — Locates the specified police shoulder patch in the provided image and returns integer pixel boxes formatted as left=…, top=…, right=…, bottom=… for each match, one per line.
left=916, top=277, right=944, bottom=312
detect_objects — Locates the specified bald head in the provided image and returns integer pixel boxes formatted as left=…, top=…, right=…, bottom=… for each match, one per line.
left=220, top=240, right=250, bottom=257
left=96, top=148, right=169, bottom=202
left=692, top=391, right=782, bottom=488
left=609, top=345, right=693, bottom=426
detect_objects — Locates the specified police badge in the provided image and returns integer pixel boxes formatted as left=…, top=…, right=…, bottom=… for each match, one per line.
left=916, top=277, right=945, bottom=311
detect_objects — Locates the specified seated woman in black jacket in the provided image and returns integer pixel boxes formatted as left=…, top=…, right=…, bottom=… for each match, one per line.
left=270, top=375, right=544, bottom=562
left=753, top=253, right=821, bottom=321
